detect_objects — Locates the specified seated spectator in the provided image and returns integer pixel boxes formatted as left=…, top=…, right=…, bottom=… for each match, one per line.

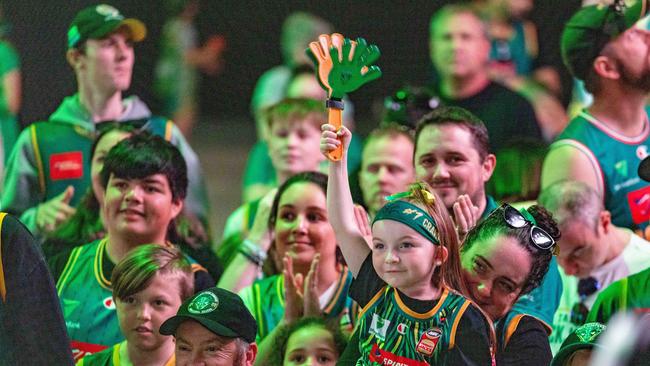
left=0, top=4, right=21, bottom=169
left=538, top=181, right=650, bottom=354
left=0, top=212, right=73, bottom=365
left=49, top=133, right=213, bottom=359
left=160, top=287, right=258, bottom=366
left=486, top=138, right=547, bottom=204
left=551, top=322, right=606, bottom=366
left=44, top=124, right=222, bottom=281
left=77, top=245, right=194, bottom=365
left=323, top=121, right=496, bottom=364
left=428, top=4, right=546, bottom=153
left=250, top=12, right=332, bottom=141
left=223, top=172, right=357, bottom=345
left=268, top=317, right=347, bottom=366
left=1, top=4, right=210, bottom=239
left=220, top=98, right=327, bottom=252
left=358, top=124, right=415, bottom=218
left=243, top=68, right=361, bottom=204
left=587, top=266, right=650, bottom=325
left=338, top=203, right=561, bottom=365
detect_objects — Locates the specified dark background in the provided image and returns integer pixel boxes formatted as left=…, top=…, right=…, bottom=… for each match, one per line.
left=5, top=0, right=581, bottom=133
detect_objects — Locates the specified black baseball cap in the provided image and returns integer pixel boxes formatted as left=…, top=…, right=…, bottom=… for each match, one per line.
left=67, top=4, right=146, bottom=49
left=561, top=0, right=649, bottom=81
left=551, top=322, right=606, bottom=366
left=159, top=287, right=258, bottom=343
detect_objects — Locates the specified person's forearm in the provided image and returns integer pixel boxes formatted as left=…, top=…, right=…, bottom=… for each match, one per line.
left=327, top=156, right=370, bottom=276
left=217, top=253, right=261, bottom=293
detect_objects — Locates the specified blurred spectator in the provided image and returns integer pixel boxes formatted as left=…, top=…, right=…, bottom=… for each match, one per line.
left=154, top=0, right=226, bottom=138
left=590, top=313, right=650, bottom=366
left=542, top=0, right=650, bottom=232
left=0, top=5, right=20, bottom=173
left=539, top=181, right=650, bottom=354
left=428, top=3, right=545, bottom=153
left=250, top=12, right=332, bottom=141
left=550, top=322, right=606, bottom=366
left=244, top=65, right=360, bottom=204
left=476, top=0, right=569, bottom=140
left=486, top=138, right=546, bottom=204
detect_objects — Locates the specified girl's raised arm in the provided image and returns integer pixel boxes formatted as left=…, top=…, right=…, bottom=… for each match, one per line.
left=321, top=123, right=370, bottom=277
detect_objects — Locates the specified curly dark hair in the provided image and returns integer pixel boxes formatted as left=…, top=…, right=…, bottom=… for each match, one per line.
left=462, top=204, right=561, bottom=295
left=268, top=317, right=348, bottom=366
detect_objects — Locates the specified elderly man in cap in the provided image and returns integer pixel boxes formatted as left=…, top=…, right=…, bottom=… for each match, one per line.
left=1, top=4, right=209, bottom=239
left=160, top=287, right=258, bottom=366
left=542, top=0, right=650, bottom=233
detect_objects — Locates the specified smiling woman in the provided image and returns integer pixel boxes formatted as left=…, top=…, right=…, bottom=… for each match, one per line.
left=461, top=203, right=561, bottom=365
left=237, top=172, right=358, bottom=346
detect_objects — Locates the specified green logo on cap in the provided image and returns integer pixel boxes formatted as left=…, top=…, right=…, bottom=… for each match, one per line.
left=188, top=291, right=219, bottom=314
left=576, top=322, right=606, bottom=343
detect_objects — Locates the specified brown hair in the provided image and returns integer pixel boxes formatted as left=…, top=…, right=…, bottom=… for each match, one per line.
left=415, top=106, right=491, bottom=160
left=263, top=97, right=327, bottom=132
left=401, top=182, right=468, bottom=296
left=112, top=244, right=194, bottom=302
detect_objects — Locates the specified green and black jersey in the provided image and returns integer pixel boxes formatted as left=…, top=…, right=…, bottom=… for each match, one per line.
left=350, top=255, right=495, bottom=365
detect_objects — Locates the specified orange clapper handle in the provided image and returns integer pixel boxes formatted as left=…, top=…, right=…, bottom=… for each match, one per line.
left=327, top=108, right=343, bottom=161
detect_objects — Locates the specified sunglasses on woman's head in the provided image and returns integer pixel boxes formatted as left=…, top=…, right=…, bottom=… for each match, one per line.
left=501, top=204, right=556, bottom=251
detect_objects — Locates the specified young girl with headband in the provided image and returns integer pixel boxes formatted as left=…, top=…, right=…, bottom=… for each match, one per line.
left=321, top=124, right=494, bottom=365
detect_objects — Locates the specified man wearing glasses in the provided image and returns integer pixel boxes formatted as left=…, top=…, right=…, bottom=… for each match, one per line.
left=539, top=180, right=650, bottom=354
left=0, top=4, right=209, bottom=238
left=542, top=0, right=650, bottom=234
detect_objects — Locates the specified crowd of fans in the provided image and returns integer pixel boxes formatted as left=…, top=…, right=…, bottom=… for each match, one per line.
left=3, top=1, right=650, bottom=365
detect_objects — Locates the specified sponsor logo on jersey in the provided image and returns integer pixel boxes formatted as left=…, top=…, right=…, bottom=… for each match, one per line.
left=615, top=160, right=628, bottom=177
left=370, top=313, right=391, bottom=341
left=369, top=343, right=429, bottom=366
left=637, top=145, right=649, bottom=160
left=70, top=340, right=108, bottom=362
left=50, top=151, right=84, bottom=180
left=416, top=327, right=442, bottom=357
left=397, top=323, right=408, bottom=335
left=627, top=186, right=650, bottom=224
left=103, top=296, right=116, bottom=310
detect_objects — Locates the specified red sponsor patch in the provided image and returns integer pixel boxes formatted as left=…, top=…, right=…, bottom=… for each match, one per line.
left=416, top=327, right=442, bottom=357
left=368, top=344, right=429, bottom=366
left=627, top=186, right=650, bottom=224
left=49, top=151, right=83, bottom=180
left=70, top=341, right=108, bottom=361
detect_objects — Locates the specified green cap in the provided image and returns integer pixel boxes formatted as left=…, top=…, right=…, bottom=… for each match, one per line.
left=159, top=287, right=258, bottom=343
left=551, top=322, right=606, bottom=366
left=67, top=4, right=146, bottom=49
left=561, top=0, right=649, bottom=81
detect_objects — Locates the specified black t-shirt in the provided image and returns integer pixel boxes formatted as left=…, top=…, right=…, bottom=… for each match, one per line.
left=348, top=255, right=494, bottom=365
left=48, top=242, right=215, bottom=292
left=496, top=315, right=552, bottom=366
left=1, top=214, right=74, bottom=365
left=431, top=81, right=543, bottom=152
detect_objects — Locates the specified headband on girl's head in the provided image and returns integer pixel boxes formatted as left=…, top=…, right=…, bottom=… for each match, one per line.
left=372, top=200, right=440, bottom=245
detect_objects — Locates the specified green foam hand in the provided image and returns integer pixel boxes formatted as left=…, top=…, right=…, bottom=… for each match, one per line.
left=307, top=33, right=382, bottom=99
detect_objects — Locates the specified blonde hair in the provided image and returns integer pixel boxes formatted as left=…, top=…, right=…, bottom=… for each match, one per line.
left=112, top=244, right=194, bottom=302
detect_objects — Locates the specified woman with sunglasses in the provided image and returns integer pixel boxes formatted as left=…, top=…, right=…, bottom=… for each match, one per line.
left=337, top=203, right=560, bottom=365
left=461, top=203, right=560, bottom=365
